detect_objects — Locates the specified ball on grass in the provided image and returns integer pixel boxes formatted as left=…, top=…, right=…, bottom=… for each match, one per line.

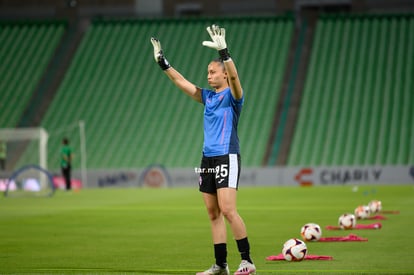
left=338, top=213, right=356, bottom=229
left=368, top=200, right=382, bottom=213
left=300, top=223, right=322, bottom=242
left=354, top=205, right=371, bottom=219
left=282, top=238, right=307, bottom=261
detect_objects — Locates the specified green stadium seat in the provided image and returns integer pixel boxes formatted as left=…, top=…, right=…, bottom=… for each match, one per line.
left=288, top=14, right=414, bottom=166
left=38, top=17, right=293, bottom=169
left=0, top=22, right=65, bottom=128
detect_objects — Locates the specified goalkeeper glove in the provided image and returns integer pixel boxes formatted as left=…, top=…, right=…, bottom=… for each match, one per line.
left=202, top=24, right=231, bottom=61
left=150, top=37, right=171, bottom=70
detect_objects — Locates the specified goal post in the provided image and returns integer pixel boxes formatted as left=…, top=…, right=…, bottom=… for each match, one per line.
left=0, top=128, right=52, bottom=197
left=0, top=123, right=88, bottom=194
left=0, top=127, right=49, bottom=171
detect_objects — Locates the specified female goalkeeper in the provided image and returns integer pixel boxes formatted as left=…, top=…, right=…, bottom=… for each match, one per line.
left=151, top=25, right=256, bottom=275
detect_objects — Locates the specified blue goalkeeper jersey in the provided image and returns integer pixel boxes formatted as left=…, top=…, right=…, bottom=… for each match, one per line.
left=201, top=87, right=244, bottom=157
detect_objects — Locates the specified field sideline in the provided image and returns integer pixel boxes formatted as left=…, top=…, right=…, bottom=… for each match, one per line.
left=1, top=185, right=413, bottom=274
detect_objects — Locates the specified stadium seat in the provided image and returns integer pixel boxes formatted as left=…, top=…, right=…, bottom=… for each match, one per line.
left=38, top=17, right=293, bottom=169
left=287, top=14, right=414, bottom=165
left=0, top=21, right=66, bottom=128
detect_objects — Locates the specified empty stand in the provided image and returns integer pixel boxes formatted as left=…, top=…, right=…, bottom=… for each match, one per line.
left=0, top=21, right=66, bottom=170
left=38, top=17, right=293, bottom=169
left=288, top=14, right=414, bottom=165
left=0, top=21, right=66, bottom=128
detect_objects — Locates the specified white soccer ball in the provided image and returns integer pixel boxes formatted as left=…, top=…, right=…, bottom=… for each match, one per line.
left=282, top=238, right=307, bottom=261
left=338, top=213, right=356, bottom=229
left=354, top=205, right=371, bottom=219
left=368, top=200, right=382, bottom=213
left=300, top=223, right=322, bottom=242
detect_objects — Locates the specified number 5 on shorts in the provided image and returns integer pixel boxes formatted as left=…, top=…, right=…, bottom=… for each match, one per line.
left=215, top=164, right=228, bottom=179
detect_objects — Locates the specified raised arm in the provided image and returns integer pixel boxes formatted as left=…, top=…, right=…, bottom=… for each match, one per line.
left=150, top=37, right=202, bottom=103
left=202, top=25, right=243, bottom=100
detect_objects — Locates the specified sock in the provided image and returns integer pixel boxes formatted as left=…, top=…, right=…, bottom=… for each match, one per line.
left=236, top=237, right=253, bottom=264
left=214, top=243, right=227, bottom=268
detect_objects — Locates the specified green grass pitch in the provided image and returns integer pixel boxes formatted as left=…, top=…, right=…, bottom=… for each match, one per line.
left=1, top=185, right=413, bottom=274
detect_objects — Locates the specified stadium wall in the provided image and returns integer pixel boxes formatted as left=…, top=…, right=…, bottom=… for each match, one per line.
left=67, top=166, right=414, bottom=189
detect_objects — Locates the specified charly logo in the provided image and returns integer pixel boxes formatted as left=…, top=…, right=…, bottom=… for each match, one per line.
left=294, top=168, right=313, bottom=186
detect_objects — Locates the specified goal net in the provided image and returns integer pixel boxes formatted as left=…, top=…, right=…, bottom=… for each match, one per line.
left=0, top=128, right=54, bottom=197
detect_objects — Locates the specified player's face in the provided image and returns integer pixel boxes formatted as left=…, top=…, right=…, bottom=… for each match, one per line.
left=207, top=61, right=227, bottom=90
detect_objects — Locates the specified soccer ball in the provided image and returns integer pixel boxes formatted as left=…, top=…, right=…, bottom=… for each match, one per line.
left=282, top=238, right=307, bottom=261
left=354, top=205, right=371, bottom=219
left=368, top=200, right=382, bottom=213
left=338, top=213, right=356, bottom=229
left=300, top=223, right=322, bottom=242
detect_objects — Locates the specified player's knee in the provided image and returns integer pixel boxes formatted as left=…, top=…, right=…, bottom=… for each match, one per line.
left=206, top=207, right=221, bottom=221
left=220, top=207, right=238, bottom=222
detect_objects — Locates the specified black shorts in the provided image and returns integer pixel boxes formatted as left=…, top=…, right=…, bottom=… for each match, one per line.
left=198, top=154, right=241, bottom=194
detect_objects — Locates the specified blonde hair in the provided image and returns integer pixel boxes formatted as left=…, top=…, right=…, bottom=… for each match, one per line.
left=212, top=58, right=226, bottom=72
